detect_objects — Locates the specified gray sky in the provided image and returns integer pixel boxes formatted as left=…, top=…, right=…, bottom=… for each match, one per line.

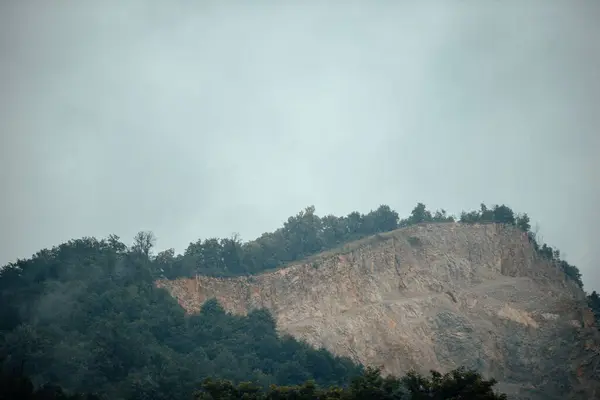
left=1, top=1, right=599, bottom=290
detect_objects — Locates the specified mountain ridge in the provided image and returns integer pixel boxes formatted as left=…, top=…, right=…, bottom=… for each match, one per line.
left=2, top=203, right=597, bottom=399
left=157, top=222, right=593, bottom=399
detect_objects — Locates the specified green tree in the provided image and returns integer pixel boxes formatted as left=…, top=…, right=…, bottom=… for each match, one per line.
left=492, top=205, right=515, bottom=225
left=408, top=203, right=432, bottom=224
left=369, top=205, right=400, bottom=233
left=432, top=209, right=454, bottom=223
left=132, top=231, right=156, bottom=258
left=515, top=213, right=531, bottom=232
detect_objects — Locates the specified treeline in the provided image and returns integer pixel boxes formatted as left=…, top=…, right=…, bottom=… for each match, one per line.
left=0, top=237, right=361, bottom=400
left=155, top=203, right=453, bottom=278
left=151, top=202, right=583, bottom=287
left=0, top=361, right=508, bottom=400
left=155, top=204, right=405, bottom=278
left=195, top=367, right=507, bottom=400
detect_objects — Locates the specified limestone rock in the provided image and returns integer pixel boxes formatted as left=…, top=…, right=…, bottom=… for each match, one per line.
left=156, top=223, right=594, bottom=399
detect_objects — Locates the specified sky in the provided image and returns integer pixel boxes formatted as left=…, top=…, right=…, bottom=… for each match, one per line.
left=1, top=1, right=599, bottom=290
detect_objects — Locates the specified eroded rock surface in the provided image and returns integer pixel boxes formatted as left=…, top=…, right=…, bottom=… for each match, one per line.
left=156, top=223, right=593, bottom=399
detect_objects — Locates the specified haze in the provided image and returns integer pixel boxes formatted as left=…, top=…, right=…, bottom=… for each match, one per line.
left=1, top=1, right=598, bottom=290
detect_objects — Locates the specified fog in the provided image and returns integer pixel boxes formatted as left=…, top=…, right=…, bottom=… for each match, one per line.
left=1, top=1, right=598, bottom=289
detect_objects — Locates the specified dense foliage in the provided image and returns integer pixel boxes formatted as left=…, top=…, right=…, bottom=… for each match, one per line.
left=155, top=202, right=582, bottom=287
left=0, top=361, right=100, bottom=400
left=0, top=363, right=507, bottom=400
left=0, top=236, right=360, bottom=400
left=0, top=201, right=585, bottom=399
left=194, top=366, right=507, bottom=400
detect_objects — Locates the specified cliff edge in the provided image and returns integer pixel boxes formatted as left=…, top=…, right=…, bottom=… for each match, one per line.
left=156, top=223, right=593, bottom=399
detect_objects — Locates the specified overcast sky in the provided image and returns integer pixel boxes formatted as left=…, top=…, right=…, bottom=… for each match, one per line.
left=1, top=1, right=598, bottom=290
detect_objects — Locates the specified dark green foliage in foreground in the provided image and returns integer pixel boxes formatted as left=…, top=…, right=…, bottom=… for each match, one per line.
left=0, top=360, right=100, bottom=400
left=195, top=366, right=507, bottom=399
left=0, top=363, right=507, bottom=400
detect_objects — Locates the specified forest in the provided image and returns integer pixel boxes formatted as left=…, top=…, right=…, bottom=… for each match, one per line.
left=1, top=364, right=508, bottom=399
left=0, top=202, right=594, bottom=399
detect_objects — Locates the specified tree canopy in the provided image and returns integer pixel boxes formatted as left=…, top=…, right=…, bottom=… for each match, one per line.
left=0, top=235, right=360, bottom=399
left=0, top=362, right=507, bottom=400
left=153, top=202, right=583, bottom=288
left=194, top=366, right=507, bottom=400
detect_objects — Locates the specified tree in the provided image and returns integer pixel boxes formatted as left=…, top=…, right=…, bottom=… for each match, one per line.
left=515, top=213, right=531, bottom=232
left=132, top=231, right=156, bottom=258
left=221, top=234, right=244, bottom=274
left=107, top=234, right=128, bottom=253
left=282, top=206, right=323, bottom=259
left=432, top=209, right=455, bottom=222
left=479, top=203, right=494, bottom=222
left=459, top=210, right=480, bottom=224
left=346, top=211, right=363, bottom=235
left=409, top=203, right=432, bottom=224
left=154, top=248, right=177, bottom=278
left=320, top=215, right=347, bottom=247
left=492, top=204, right=515, bottom=225
left=370, top=205, right=399, bottom=233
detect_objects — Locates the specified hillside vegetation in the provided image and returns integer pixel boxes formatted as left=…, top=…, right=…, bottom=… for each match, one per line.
left=154, top=202, right=583, bottom=288
left=0, top=202, right=594, bottom=399
left=0, top=362, right=508, bottom=400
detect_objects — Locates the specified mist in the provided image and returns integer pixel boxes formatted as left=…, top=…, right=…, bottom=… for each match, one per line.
left=1, top=1, right=598, bottom=289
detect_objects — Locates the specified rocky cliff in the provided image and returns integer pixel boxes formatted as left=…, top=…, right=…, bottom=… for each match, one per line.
left=156, top=223, right=596, bottom=399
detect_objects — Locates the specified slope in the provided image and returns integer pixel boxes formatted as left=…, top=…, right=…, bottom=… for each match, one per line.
left=0, top=237, right=361, bottom=400
left=157, top=222, right=590, bottom=399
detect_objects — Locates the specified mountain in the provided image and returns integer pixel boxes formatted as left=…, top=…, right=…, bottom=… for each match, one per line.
left=157, top=222, right=595, bottom=399
left=1, top=202, right=597, bottom=399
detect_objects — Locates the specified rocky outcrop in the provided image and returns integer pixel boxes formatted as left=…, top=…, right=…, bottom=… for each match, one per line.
left=569, top=308, right=600, bottom=399
left=156, top=223, right=591, bottom=399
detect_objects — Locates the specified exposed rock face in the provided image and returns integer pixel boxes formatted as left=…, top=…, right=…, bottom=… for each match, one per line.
left=569, top=308, right=600, bottom=399
left=156, top=223, right=593, bottom=399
